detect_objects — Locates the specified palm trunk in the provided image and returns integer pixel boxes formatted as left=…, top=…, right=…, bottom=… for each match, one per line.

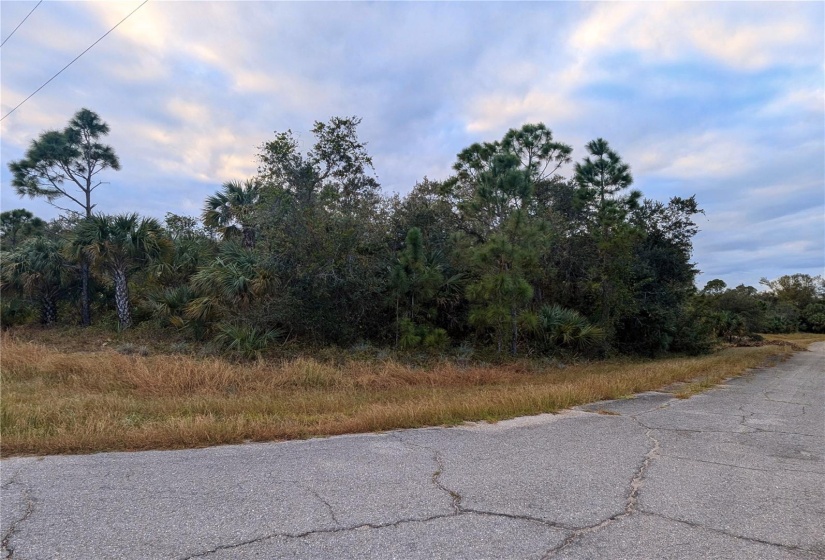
left=242, top=226, right=255, bottom=249
left=40, top=296, right=57, bottom=325
left=80, top=260, right=91, bottom=326
left=112, top=267, right=132, bottom=330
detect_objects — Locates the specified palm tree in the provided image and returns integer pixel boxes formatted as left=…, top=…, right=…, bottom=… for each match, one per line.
left=63, top=228, right=95, bottom=326
left=1, top=237, right=66, bottom=324
left=202, top=179, right=261, bottom=248
left=75, top=214, right=171, bottom=329
left=186, top=242, right=274, bottom=324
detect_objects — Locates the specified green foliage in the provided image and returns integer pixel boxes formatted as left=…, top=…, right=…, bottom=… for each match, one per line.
left=144, top=285, right=196, bottom=328
left=702, top=279, right=727, bottom=295
left=539, top=305, right=605, bottom=352
left=212, top=323, right=282, bottom=359
left=398, top=318, right=449, bottom=350
left=1, top=236, right=67, bottom=324
left=615, top=196, right=704, bottom=355
left=389, top=227, right=453, bottom=345
left=466, top=230, right=538, bottom=354
left=7, top=109, right=120, bottom=327
left=668, top=302, right=715, bottom=355
left=202, top=179, right=260, bottom=247
left=801, top=303, right=825, bottom=333
left=73, top=214, right=172, bottom=329
left=763, top=302, right=799, bottom=334
left=0, top=297, right=34, bottom=328
left=8, top=113, right=790, bottom=360
left=187, top=242, right=275, bottom=326
left=574, top=138, right=642, bottom=335
left=697, top=274, right=825, bottom=340
left=445, top=124, right=572, bottom=355
left=712, top=311, right=747, bottom=342
left=251, top=116, right=390, bottom=344
left=707, top=284, right=766, bottom=334
left=760, top=274, right=824, bottom=309
left=9, top=108, right=119, bottom=218
left=0, top=209, right=46, bottom=249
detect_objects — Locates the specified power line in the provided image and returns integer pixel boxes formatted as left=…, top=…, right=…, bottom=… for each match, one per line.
left=1, top=0, right=149, bottom=122
left=0, top=0, right=42, bottom=48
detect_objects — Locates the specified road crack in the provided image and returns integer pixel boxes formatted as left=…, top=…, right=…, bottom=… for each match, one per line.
left=431, top=450, right=461, bottom=514
left=180, top=513, right=460, bottom=559
left=638, top=511, right=821, bottom=557
left=392, top=433, right=572, bottom=533
left=304, top=487, right=340, bottom=526
left=1, top=481, right=35, bottom=559
left=542, top=423, right=660, bottom=559
left=387, top=432, right=463, bottom=515
left=664, top=455, right=820, bottom=475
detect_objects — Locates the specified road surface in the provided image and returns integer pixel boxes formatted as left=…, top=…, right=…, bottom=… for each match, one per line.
left=2, top=343, right=823, bottom=559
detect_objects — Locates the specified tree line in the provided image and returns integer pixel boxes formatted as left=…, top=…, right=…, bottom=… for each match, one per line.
left=3, top=109, right=823, bottom=358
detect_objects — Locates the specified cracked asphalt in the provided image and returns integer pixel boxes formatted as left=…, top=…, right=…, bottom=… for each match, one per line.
left=2, top=343, right=823, bottom=559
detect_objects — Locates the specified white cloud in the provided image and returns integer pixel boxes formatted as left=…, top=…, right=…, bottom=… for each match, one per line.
left=465, top=89, right=580, bottom=135
left=628, top=130, right=755, bottom=180
left=124, top=120, right=258, bottom=184
left=758, top=87, right=825, bottom=118
left=231, top=69, right=331, bottom=110
left=570, top=3, right=819, bottom=71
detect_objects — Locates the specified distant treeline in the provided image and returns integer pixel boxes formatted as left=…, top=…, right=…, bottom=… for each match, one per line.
left=3, top=110, right=823, bottom=358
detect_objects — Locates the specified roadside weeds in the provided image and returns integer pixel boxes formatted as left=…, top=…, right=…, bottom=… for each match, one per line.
left=0, top=335, right=802, bottom=456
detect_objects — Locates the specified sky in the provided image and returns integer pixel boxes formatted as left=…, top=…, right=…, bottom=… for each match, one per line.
left=1, top=1, right=823, bottom=290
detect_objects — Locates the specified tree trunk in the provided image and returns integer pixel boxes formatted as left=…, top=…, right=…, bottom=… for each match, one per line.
left=112, top=267, right=132, bottom=330
left=510, top=305, right=518, bottom=356
left=242, top=226, right=256, bottom=249
left=80, top=260, right=91, bottom=326
left=40, top=296, right=57, bottom=325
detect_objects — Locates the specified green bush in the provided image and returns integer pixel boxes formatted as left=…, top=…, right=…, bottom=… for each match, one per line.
left=539, top=305, right=605, bottom=352
left=801, top=303, right=825, bottom=333
left=213, top=323, right=283, bottom=359
left=0, top=297, right=33, bottom=329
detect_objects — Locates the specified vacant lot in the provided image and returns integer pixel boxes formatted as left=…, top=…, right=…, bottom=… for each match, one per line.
left=1, top=332, right=818, bottom=456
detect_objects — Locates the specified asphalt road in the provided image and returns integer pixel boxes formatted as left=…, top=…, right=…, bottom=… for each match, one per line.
left=2, top=343, right=823, bottom=559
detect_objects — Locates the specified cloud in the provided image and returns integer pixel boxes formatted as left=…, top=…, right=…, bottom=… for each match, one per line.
left=630, top=130, right=754, bottom=179
left=465, top=89, right=580, bottom=135
left=758, top=86, right=825, bottom=118
left=570, top=3, right=822, bottom=71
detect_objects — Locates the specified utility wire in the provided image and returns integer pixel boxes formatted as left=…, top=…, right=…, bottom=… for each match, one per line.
left=0, top=0, right=42, bottom=48
left=1, top=0, right=148, bottom=122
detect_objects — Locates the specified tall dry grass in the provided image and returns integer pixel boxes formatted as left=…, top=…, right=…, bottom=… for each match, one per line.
left=0, top=334, right=795, bottom=456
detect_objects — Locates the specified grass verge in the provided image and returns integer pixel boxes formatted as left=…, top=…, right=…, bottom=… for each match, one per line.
left=761, top=332, right=825, bottom=346
left=0, top=334, right=799, bottom=457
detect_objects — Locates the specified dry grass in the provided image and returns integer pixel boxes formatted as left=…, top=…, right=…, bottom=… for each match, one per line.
left=761, top=332, right=825, bottom=346
left=0, top=333, right=797, bottom=456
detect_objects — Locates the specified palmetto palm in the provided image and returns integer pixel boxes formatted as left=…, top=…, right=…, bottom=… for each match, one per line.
left=1, top=237, right=66, bottom=324
left=186, top=242, right=274, bottom=324
left=539, top=304, right=605, bottom=351
left=74, top=214, right=171, bottom=329
left=202, top=179, right=261, bottom=248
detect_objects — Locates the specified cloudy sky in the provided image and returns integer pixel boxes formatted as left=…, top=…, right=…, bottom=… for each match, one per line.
left=1, top=1, right=823, bottom=289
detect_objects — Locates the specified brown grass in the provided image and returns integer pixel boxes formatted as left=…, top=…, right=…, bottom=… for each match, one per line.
left=761, top=332, right=825, bottom=346
left=0, top=334, right=797, bottom=456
